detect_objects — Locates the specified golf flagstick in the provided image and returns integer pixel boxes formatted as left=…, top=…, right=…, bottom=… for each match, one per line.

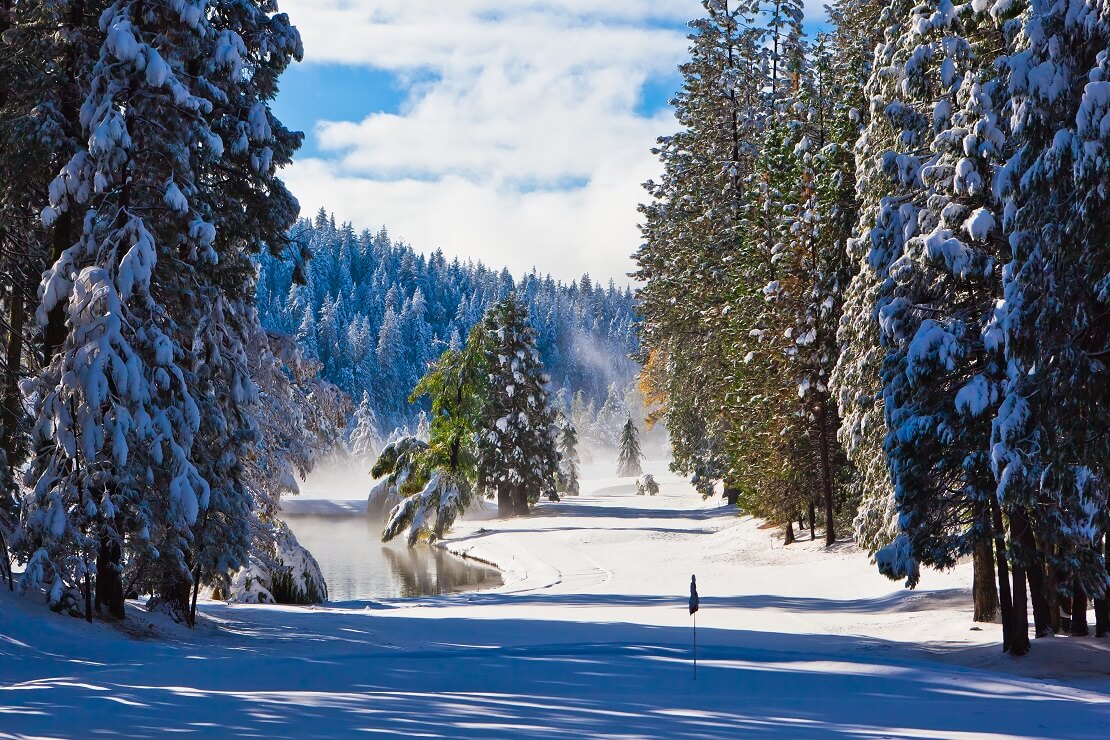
left=689, top=574, right=699, bottom=680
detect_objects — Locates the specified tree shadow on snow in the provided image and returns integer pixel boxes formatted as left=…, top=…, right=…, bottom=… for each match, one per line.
left=3, top=607, right=1107, bottom=739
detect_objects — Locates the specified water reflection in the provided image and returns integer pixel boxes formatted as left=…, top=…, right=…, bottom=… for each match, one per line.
left=283, top=514, right=501, bottom=602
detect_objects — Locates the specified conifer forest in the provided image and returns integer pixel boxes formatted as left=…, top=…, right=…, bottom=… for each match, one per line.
left=0, top=1, right=1107, bottom=737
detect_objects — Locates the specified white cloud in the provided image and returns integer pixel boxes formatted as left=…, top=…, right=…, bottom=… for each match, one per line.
left=280, top=0, right=702, bottom=283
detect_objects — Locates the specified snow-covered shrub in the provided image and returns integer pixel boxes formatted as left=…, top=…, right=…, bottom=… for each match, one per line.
left=636, top=474, right=659, bottom=496
left=268, top=524, right=328, bottom=605
left=227, top=522, right=327, bottom=605
left=228, top=559, right=276, bottom=605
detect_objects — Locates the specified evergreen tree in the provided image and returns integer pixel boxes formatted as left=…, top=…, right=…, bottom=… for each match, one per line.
left=348, top=391, right=383, bottom=461
left=991, top=0, right=1110, bottom=647
left=867, top=0, right=1009, bottom=625
left=10, top=0, right=305, bottom=623
left=557, top=419, right=581, bottom=496
left=634, top=0, right=763, bottom=501
left=616, top=417, right=643, bottom=478
left=383, top=325, right=487, bottom=544
left=477, top=295, right=559, bottom=516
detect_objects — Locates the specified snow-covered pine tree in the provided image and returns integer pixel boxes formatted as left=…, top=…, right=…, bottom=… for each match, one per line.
left=0, top=0, right=105, bottom=596
left=368, top=436, right=430, bottom=520
left=477, top=294, right=559, bottom=516
left=15, top=0, right=305, bottom=622
left=634, top=0, right=763, bottom=497
left=992, top=0, right=1110, bottom=646
left=832, top=0, right=924, bottom=568
left=557, top=418, right=581, bottom=496
left=869, top=0, right=1009, bottom=626
left=616, top=416, right=643, bottom=478
left=755, top=33, right=854, bottom=546
left=821, top=0, right=895, bottom=557
left=153, top=0, right=303, bottom=622
left=18, top=0, right=228, bottom=620
left=348, top=391, right=383, bottom=461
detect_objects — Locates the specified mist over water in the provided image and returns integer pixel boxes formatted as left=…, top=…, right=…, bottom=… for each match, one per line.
left=293, top=460, right=376, bottom=500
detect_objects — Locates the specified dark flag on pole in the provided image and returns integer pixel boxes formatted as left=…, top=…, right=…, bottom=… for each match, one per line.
left=690, top=574, right=699, bottom=680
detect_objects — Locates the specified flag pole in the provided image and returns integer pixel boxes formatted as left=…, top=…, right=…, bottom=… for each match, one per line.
left=689, top=573, right=699, bottom=681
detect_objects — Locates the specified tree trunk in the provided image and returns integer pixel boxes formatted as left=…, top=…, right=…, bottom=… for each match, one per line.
left=1070, top=578, right=1089, bottom=637
left=808, top=502, right=815, bottom=541
left=0, top=529, right=12, bottom=591
left=818, top=404, right=835, bottom=546
left=156, top=575, right=192, bottom=622
left=784, top=521, right=795, bottom=546
left=1, top=286, right=24, bottom=474
left=1096, top=534, right=1109, bottom=638
left=83, top=569, right=93, bottom=623
left=1007, top=505, right=1035, bottom=656
left=724, top=486, right=739, bottom=506
left=1009, top=556, right=1031, bottom=656
left=973, top=526, right=999, bottom=623
left=497, top=486, right=511, bottom=518
left=95, top=534, right=125, bottom=619
left=989, top=495, right=1015, bottom=653
left=512, top=486, right=530, bottom=516
left=189, top=564, right=202, bottom=628
left=1045, top=549, right=1062, bottom=635
left=1095, top=595, right=1109, bottom=639
left=1012, top=506, right=1051, bottom=637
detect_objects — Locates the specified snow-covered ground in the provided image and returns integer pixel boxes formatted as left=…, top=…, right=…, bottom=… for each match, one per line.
left=2, top=466, right=1108, bottom=738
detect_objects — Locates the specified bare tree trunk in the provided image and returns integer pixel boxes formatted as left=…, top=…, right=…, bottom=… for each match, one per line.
left=818, top=404, right=835, bottom=546
left=1012, top=506, right=1051, bottom=638
left=1096, top=534, right=1109, bottom=638
left=808, top=502, right=815, bottom=542
left=95, top=533, right=125, bottom=619
left=1009, top=556, right=1030, bottom=656
left=1, top=287, right=24, bottom=472
left=0, top=528, right=12, bottom=591
left=189, top=564, right=202, bottom=628
left=83, top=568, right=93, bottom=623
left=1095, top=595, right=1109, bottom=639
left=724, top=486, right=739, bottom=506
left=497, top=486, right=511, bottom=518
left=1070, top=577, right=1089, bottom=637
left=973, top=528, right=999, bottom=623
left=513, top=486, right=530, bottom=516
left=784, top=521, right=795, bottom=546
left=1045, top=548, right=1062, bottom=635
left=989, top=496, right=1015, bottom=653
left=1007, top=506, right=1035, bottom=656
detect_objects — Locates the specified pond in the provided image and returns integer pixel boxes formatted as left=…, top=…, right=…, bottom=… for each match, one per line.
left=283, top=514, right=502, bottom=602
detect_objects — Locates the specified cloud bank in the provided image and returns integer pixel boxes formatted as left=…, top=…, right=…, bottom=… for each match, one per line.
left=280, top=1, right=702, bottom=283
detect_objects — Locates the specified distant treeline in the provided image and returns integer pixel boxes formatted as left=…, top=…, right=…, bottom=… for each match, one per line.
left=256, top=210, right=640, bottom=433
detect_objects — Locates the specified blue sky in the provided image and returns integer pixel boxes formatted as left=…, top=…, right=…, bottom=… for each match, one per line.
left=274, top=1, right=827, bottom=282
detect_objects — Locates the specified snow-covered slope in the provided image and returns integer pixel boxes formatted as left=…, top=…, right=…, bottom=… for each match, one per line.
left=2, top=468, right=1108, bottom=738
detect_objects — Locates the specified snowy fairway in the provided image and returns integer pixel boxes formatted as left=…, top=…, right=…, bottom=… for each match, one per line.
left=2, top=469, right=1108, bottom=738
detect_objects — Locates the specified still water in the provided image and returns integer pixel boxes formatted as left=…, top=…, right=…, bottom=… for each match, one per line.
left=283, top=514, right=502, bottom=602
